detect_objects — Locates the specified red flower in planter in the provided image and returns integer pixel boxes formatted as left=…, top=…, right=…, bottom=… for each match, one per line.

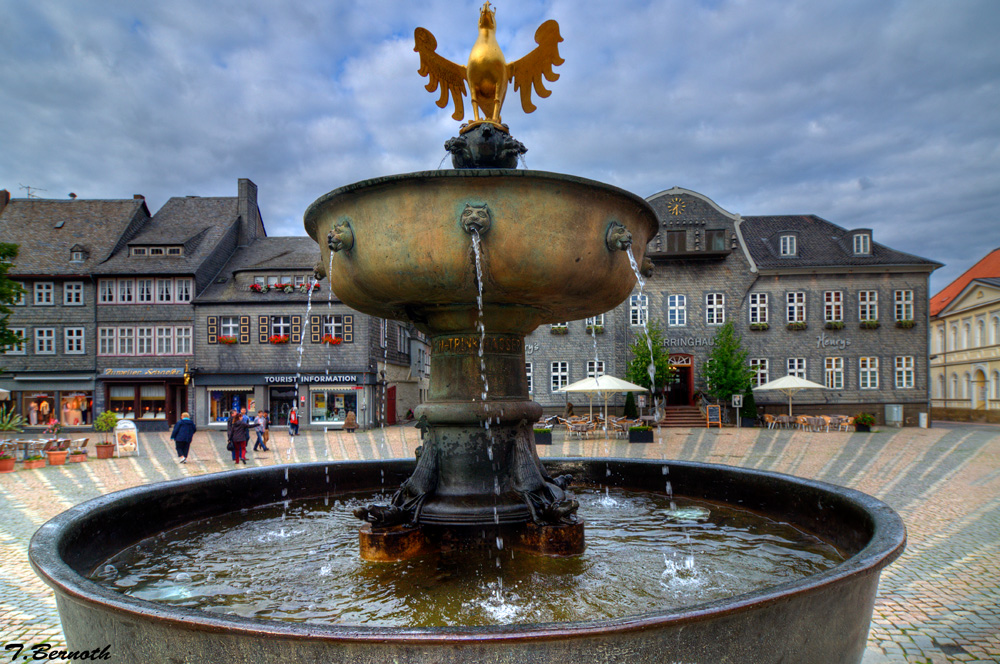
left=322, top=334, right=343, bottom=345
left=249, top=283, right=263, bottom=293
left=269, top=335, right=290, bottom=344
left=218, top=335, right=238, bottom=344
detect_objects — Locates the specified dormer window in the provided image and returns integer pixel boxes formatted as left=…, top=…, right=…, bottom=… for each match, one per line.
left=779, top=234, right=797, bottom=256
left=131, top=247, right=147, bottom=256
left=71, top=251, right=83, bottom=261
left=167, top=247, right=183, bottom=256
left=149, top=247, right=165, bottom=255
left=853, top=233, right=871, bottom=255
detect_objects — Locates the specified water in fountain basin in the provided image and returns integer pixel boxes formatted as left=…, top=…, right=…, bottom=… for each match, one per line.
left=92, top=486, right=844, bottom=627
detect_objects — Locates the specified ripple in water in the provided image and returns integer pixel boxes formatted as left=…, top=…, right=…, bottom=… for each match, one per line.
left=91, top=487, right=845, bottom=627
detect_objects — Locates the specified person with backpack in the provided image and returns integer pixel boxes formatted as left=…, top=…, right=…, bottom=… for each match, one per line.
left=227, top=409, right=249, bottom=465
left=169, top=412, right=196, bottom=464
left=288, top=406, right=299, bottom=437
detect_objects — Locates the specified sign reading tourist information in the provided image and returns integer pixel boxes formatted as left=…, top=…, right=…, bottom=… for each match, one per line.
left=264, top=375, right=360, bottom=384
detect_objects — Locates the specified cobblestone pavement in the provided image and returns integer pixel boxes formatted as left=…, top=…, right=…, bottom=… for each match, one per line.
left=1, top=422, right=997, bottom=663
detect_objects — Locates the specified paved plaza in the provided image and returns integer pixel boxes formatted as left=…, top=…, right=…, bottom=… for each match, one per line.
left=0, top=422, right=998, bottom=663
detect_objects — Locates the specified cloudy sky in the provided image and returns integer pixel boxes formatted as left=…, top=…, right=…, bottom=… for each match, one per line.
left=2, top=0, right=998, bottom=291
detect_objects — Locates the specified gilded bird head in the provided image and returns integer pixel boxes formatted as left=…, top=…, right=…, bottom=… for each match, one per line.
left=478, top=2, right=496, bottom=30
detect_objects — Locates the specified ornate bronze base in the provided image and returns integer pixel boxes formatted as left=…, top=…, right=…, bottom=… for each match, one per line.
left=359, top=523, right=430, bottom=562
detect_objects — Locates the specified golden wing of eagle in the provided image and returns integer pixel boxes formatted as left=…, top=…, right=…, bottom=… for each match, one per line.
left=507, top=20, right=564, bottom=114
left=414, top=27, right=468, bottom=121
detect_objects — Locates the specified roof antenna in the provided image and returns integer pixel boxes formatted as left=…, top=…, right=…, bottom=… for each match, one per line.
left=18, top=184, right=46, bottom=199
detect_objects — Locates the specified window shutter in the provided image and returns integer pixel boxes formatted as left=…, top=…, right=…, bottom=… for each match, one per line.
left=207, top=316, right=218, bottom=344
left=259, top=315, right=269, bottom=343
left=291, top=315, right=302, bottom=344
left=343, top=315, right=353, bottom=343
left=311, top=315, right=321, bottom=343
left=239, top=316, right=250, bottom=344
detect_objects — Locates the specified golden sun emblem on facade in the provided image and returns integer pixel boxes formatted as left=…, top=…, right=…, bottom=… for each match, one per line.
left=668, top=197, right=686, bottom=216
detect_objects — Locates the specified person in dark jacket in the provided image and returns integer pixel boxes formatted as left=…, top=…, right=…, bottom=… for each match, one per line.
left=227, top=409, right=250, bottom=465
left=170, top=412, right=196, bottom=463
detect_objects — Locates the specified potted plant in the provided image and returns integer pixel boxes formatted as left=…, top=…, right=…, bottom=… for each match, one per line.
left=824, top=321, right=845, bottom=330
left=0, top=450, right=15, bottom=473
left=533, top=428, right=552, bottom=445
left=586, top=324, right=604, bottom=334
left=94, top=411, right=118, bottom=459
left=786, top=322, right=808, bottom=331
left=269, top=334, right=290, bottom=344
left=283, top=284, right=295, bottom=293
left=218, top=335, right=238, bottom=344
left=550, top=325, right=568, bottom=335
left=23, top=454, right=46, bottom=470
left=0, top=406, right=25, bottom=442
left=69, top=448, right=88, bottom=463
left=628, top=425, right=654, bottom=444
left=859, top=319, right=880, bottom=330
left=46, top=447, right=69, bottom=466
left=322, top=334, right=343, bottom=345
left=749, top=322, right=769, bottom=331
left=854, top=412, right=876, bottom=432
left=895, top=319, right=916, bottom=329
left=249, top=283, right=265, bottom=293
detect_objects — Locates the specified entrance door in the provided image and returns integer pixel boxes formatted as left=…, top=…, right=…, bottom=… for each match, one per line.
left=386, top=385, right=397, bottom=425
left=666, top=355, right=694, bottom=406
left=270, top=387, right=297, bottom=426
left=171, top=385, right=187, bottom=424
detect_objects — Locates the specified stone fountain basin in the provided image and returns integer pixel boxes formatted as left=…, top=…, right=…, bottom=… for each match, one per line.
left=304, top=170, right=659, bottom=333
left=30, top=459, right=904, bottom=664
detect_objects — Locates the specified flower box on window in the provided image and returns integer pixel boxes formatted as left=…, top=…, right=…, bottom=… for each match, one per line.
left=786, top=322, right=808, bottom=331
left=269, top=335, right=290, bottom=344
left=585, top=325, right=605, bottom=335
left=249, top=283, right=266, bottom=293
left=299, top=283, right=320, bottom=294
left=895, top=320, right=915, bottom=329
left=749, top=323, right=769, bottom=331
left=824, top=321, right=844, bottom=331
left=322, top=335, right=343, bottom=345
left=218, top=336, right=238, bottom=344
left=859, top=320, right=880, bottom=330
left=550, top=326, right=568, bottom=335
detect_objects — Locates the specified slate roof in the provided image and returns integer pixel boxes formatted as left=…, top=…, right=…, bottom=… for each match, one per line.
left=930, top=248, right=1000, bottom=316
left=0, top=198, right=148, bottom=276
left=94, top=196, right=240, bottom=275
left=740, top=215, right=941, bottom=272
left=195, top=237, right=325, bottom=303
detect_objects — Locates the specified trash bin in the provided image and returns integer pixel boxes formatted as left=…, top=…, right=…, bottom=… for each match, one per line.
left=919, top=412, right=928, bottom=428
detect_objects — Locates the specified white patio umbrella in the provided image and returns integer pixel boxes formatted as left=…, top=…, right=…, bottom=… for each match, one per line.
left=557, top=375, right=648, bottom=429
left=752, top=375, right=827, bottom=416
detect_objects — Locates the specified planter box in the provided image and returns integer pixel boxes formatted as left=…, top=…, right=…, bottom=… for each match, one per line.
left=23, top=458, right=46, bottom=470
left=0, top=457, right=15, bottom=473
left=95, top=444, right=115, bottom=459
left=69, top=453, right=88, bottom=463
left=855, top=424, right=871, bottom=433
left=46, top=450, right=69, bottom=466
left=628, top=429, right=654, bottom=444
left=533, top=430, right=552, bottom=445
left=741, top=417, right=757, bottom=428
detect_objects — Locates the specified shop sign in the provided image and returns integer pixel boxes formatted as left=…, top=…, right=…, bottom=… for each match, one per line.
left=816, top=332, right=851, bottom=351
left=103, top=368, right=184, bottom=378
left=264, top=374, right=359, bottom=384
left=662, top=337, right=716, bottom=348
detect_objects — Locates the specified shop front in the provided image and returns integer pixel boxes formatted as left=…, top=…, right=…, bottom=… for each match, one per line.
left=195, top=373, right=375, bottom=429
left=100, top=368, right=188, bottom=430
left=0, top=373, right=95, bottom=430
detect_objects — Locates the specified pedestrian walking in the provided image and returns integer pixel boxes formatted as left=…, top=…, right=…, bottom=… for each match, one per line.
left=227, top=409, right=249, bottom=465
left=252, top=410, right=268, bottom=451
left=169, top=412, right=196, bottom=463
left=288, top=406, right=299, bottom=437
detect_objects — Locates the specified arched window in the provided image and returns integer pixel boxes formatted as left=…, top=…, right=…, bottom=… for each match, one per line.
left=993, top=371, right=1000, bottom=404
left=937, top=374, right=946, bottom=399
left=976, top=320, right=985, bottom=347
left=963, top=323, right=971, bottom=349
left=992, top=316, right=1000, bottom=345
left=950, top=373, right=958, bottom=399
left=950, top=325, right=958, bottom=350
left=964, top=372, right=972, bottom=399
left=937, top=327, right=946, bottom=353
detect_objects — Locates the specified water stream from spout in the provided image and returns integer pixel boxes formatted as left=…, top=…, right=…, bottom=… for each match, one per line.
left=626, top=249, right=662, bottom=424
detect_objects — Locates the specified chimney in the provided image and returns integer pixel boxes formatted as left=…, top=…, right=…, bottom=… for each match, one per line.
left=237, top=178, right=262, bottom=246
left=133, top=194, right=144, bottom=200
left=0, top=190, right=9, bottom=216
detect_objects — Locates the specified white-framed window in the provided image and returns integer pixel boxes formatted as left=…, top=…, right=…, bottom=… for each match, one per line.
left=853, top=233, right=871, bottom=255
left=12, top=283, right=24, bottom=306
left=117, top=327, right=134, bottom=356
left=750, top=358, right=769, bottom=387
left=787, top=358, right=806, bottom=379
left=587, top=360, right=605, bottom=378
left=166, top=247, right=182, bottom=256
left=118, top=279, right=134, bottom=304
left=64, top=327, right=85, bottom=354
left=780, top=235, right=797, bottom=256
left=149, top=247, right=164, bottom=256
left=266, top=275, right=280, bottom=288
left=323, top=315, right=343, bottom=338
left=70, top=249, right=85, bottom=262
left=550, top=322, right=568, bottom=332
left=550, top=361, right=568, bottom=392
left=824, top=291, right=843, bottom=322
left=98, top=328, right=116, bottom=355
left=706, top=293, right=725, bottom=325
left=585, top=314, right=605, bottom=327
left=156, top=279, right=173, bottom=303
left=34, top=282, right=54, bottom=306
left=525, top=362, right=533, bottom=393
left=175, top=278, right=193, bottom=302
left=749, top=293, right=768, bottom=324
left=379, top=319, right=387, bottom=348
left=272, top=316, right=292, bottom=338
left=895, top=356, right=915, bottom=389
left=895, top=290, right=914, bottom=321
left=137, top=279, right=153, bottom=303
left=156, top=327, right=174, bottom=355
left=220, top=316, right=240, bottom=338
left=99, top=280, right=116, bottom=304
left=787, top=292, right=806, bottom=323
left=35, top=328, right=55, bottom=354
left=294, top=275, right=307, bottom=287
left=824, top=357, right=844, bottom=390
left=859, top=357, right=879, bottom=390
left=63, top=281, right=84, bottom=305
left=253, top=276, right=266, bottom=287
left=667, top=294, right=686, bottom=327
left=136, top=327, right=154, bottom=355
left=174, top=326, right=193, bottom=355
left=630, top=294, right=648, bottom=326
left=131, top=247, right=147, bottom=256
left=5, top=328, right=25, bottom=354
left=859, top=290, right=878, bottom=322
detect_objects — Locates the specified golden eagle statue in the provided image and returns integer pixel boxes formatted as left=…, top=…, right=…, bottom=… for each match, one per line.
left=414, top=2, right=563, bottom=130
